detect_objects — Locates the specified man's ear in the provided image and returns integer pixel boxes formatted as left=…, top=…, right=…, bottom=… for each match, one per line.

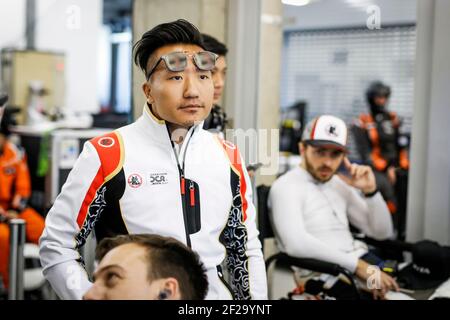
left=157, top=277, right=181, bottom=300
left=142, top=82, right=153, bottom=104
left=299, top=142, right=306, bottom=155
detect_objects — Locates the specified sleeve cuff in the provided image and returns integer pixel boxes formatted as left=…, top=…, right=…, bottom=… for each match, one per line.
left=363, top=188, right=379, bottom=198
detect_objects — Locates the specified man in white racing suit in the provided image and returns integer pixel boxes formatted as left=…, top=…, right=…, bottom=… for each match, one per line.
left=39, top=19, right=267, bottom=300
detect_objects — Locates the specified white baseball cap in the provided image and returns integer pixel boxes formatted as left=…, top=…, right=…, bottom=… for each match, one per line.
left=301, top=115, right=348, bottom=151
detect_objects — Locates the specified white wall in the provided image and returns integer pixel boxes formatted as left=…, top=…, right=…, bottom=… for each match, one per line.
left=35, top=0, right=102, bottom=113
left=0, top=0, right=26, bottom=48
left=407, top=0, right=450, bottom=245
left=0, top=0, right=26, bottom=89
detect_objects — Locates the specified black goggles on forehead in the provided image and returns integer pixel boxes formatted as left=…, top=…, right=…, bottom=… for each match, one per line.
left=146, top=51, right=218, bottom=80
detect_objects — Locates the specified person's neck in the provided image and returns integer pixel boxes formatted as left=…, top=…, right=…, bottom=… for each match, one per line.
left=300, top=160, right=306, bottom=171
left=147, top=104, right=191, bottom=145
left=167, top=123, right=191, bottom=145
left=370, top=105, right=387, bottom=117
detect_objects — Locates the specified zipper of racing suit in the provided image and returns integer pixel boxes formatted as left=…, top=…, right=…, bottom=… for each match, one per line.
left=169, top=126, right=196, bottom=248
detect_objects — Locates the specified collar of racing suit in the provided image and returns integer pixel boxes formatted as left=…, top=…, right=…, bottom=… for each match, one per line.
left=136, top=103, right=205, bottom=150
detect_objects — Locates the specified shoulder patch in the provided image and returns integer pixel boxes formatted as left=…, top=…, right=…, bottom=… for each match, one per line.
left=216, top=138, right=241, bottom=166
left=90, top=131, right=124, bottom=182
left=222, top=140, right=236, bottom=150
left=97, top=136, right=116, bottom=148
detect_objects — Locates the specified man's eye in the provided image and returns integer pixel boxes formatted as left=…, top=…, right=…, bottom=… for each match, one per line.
left=169, top=76, right=183, bottom=80
left=105, top=273, right=119, bottom=287
left=200, top=74, right=210, bottom=80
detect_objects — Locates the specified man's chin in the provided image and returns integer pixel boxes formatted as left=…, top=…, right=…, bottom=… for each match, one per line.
left=177, top=118, right=205, bottom=128
left=312, top=171, right=334, bottom=183
left=174, top=109, right=205, bottom=123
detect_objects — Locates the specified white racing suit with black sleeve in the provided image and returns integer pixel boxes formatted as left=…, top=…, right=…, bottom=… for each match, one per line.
left=39, top=105, right=268, bottom=300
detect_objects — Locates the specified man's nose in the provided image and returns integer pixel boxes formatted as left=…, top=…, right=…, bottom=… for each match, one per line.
left=82, top=284, right=103, bottom=300
left=323, top=157, right=333, bottom=167
left=214, top=75, right=224, bottom=89
left=184, top=76, right=200, bottom=99
left=183, top=63, right=200, bottom=98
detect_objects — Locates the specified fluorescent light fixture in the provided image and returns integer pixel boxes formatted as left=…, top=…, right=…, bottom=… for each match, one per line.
left=344, top=0, right=375, bottom=10
left=282, top=0, right=311, bottom=6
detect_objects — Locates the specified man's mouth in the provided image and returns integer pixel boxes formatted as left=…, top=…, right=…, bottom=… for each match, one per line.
left=179, top=104, right=203, bottom=111
left=318, top=168, right=333, bottom=176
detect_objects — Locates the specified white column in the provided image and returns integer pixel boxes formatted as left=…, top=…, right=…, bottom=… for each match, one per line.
left=407, top=0, right=450, bottom=245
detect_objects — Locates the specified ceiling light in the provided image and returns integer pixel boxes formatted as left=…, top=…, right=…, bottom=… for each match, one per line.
left=282, top=0, right=311, bottom=7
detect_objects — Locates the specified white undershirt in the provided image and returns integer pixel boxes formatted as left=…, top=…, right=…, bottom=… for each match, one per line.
left=268, top=166, right=393, bottom=272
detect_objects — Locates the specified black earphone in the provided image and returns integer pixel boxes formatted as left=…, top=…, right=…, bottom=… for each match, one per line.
left=158, top=289, right=170, bottom=300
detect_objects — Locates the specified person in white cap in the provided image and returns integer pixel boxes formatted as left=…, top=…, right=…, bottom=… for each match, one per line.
left=269, top=115, right=399, bottom=299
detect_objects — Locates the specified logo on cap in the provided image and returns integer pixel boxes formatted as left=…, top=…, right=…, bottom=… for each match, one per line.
left=325, top=124, right=339, bottom=138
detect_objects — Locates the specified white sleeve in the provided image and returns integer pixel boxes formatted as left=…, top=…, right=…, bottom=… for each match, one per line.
left=42, top=260, right=93, bottom=300
left=39, top=141, right=100, bottom=299
left=241, top=158, right=268, bottom=300
left=269, top=179, right=359, bottom=272
left=341, top=179, right=394, bottom=240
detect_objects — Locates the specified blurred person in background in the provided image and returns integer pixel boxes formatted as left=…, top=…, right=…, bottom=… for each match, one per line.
left=0, top=105, right=45, bottom=290
left=353, top=81, right=410, bottom=239
left=201, top=33, right=228, bottom=136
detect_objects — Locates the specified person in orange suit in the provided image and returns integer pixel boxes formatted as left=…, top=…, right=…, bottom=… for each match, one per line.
left=353, top=81, right=410, bottom=240
left=0, top=108, right=45, bottom=289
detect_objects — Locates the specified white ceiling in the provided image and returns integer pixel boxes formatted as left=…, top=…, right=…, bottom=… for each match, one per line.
left=282, top=0, right=417, bottom=30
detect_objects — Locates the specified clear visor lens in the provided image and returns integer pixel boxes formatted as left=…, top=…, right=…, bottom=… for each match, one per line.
left=165, top=52, right=188, bottom=72
left=161, top=51, right=217, bottom=73
left=194, top=52, right=216, bottom=71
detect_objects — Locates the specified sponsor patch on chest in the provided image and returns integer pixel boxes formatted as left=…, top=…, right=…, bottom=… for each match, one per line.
left=149, top=173, right=168, bottom=185
left=127, top=173, right=143, bottom=188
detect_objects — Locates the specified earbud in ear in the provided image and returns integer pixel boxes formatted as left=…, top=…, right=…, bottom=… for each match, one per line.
left=158, top=289, right=170, bottom=300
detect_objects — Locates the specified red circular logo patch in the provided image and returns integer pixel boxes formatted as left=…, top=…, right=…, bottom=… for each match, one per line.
left=127, top=174, right=143, bottom=188
left=98, top=137, right=115, bottom=148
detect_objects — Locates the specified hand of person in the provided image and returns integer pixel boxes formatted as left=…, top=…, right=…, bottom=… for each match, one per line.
left=0, top=207, right=7, bottom=222
left=338, top=158, right=377, bottom=195
left=5, top=210, right=19, bottom=220
left=355, top=259, right=399, bottom=300
left=0, top=207, right=19, bottom=221
left=12, top=194, right=22, bottom=209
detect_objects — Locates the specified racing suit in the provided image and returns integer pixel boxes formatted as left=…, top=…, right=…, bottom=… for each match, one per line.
left=39, top=104, right=267, bottom=300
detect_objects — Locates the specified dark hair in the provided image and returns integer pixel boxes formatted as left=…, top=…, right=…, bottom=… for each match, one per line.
left=133, top=19, right=205, bottom=78
left=201, top=34, right=228, bottom=56
left=0, top=107, right=19, bottom=137
left=96, top=234, right=208, bottom=300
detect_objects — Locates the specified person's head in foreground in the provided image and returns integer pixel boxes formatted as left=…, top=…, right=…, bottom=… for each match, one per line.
left=201, top=34, right=228, bottom=104
left=133, top=19, right=217, bottom=132
left=300, top=115, right=348, bottom=183
left=83, top=234, right=208, bottom=300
